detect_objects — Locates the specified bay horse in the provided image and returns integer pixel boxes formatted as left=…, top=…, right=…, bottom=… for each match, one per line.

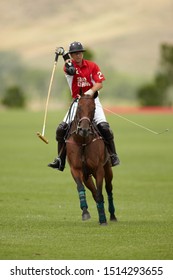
left=65, top=93, right=117, bottom=225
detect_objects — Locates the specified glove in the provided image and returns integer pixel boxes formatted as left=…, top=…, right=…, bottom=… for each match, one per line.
left=55, top=47, right=65, bottom=55
left=65, top=61, right=76, bottom=76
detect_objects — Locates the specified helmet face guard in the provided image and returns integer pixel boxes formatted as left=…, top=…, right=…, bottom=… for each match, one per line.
left=68, top=42, right=86, bottom=53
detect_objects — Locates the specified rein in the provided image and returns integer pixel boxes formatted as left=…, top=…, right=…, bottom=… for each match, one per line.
left=66, top=118, right=101, bottom=147
left=65, top=135, right=102, bottom=147
left=66, top=115, right=102, bottom=147
left=66, top=95, right=101, bottom=146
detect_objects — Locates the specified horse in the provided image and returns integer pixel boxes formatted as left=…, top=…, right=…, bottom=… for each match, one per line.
left=65, top=93, right=117, bottom=225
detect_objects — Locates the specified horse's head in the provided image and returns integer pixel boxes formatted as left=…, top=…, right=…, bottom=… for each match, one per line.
left=76, top=94, right=95, bottom=138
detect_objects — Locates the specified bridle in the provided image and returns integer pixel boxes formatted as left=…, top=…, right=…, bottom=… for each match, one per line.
left=66, top=107, right=102, bottom=147
left=67, top=95, right=97, bottom=141
left=76, top=116, right=92, bottom=136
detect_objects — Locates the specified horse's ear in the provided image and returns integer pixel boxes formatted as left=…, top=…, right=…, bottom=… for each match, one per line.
left=93, top=91, right=98, bottom=99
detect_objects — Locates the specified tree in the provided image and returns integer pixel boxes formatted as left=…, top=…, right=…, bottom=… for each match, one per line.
left=159, top=43, right=173, bottom=87
left=137, top=43, right=173, bottom=107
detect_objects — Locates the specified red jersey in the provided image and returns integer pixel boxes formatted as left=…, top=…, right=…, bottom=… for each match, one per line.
left=64, top=59, right=105, bottom=98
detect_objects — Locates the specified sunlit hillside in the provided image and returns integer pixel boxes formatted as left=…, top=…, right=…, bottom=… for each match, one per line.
left=0, top=0, right=173, bottom=75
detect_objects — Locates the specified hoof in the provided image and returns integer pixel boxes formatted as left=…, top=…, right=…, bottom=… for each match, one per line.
left=100, top=221, right=108, bottom=226
left=82, top=208, right=91, bottom=221
left=110, top=214, right=118, bottom=222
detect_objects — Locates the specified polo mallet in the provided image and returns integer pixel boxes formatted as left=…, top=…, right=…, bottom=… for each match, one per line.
left=37, top=47, right=64, bottom=144
left=103, top=106, right=169, bottom=135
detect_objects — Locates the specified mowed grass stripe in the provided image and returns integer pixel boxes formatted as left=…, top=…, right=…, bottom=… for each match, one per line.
left=0, top=110, right=173, bottom=260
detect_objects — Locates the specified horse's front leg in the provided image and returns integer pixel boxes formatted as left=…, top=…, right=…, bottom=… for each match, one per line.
left=84, top=175, right=97, bottom=201
left=71, top=168, right=91, bottom=221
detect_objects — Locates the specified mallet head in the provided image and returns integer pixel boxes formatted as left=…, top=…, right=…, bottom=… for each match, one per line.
left=37, top=132, right=49, bottom=144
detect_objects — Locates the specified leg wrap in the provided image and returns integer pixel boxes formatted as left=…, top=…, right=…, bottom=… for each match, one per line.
left=77, top=180, right=88, bottom=210
left=108, top=193, right=115, bottom=215
left=78, top=190, right=88, bottom=210
left=97, top=201, right=107, bottom=224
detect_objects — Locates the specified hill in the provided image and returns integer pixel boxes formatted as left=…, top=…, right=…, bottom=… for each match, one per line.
left=0, top=0, right=173, bottom=76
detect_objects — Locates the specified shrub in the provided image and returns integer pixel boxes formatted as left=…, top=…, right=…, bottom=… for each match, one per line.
left=137, top=83, right=165, bottom=107
left=1, top=86, right=26, bottom=108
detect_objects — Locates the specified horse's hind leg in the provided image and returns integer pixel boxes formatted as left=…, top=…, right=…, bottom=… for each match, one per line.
left=95, top=167, right=107, bottom=225
left=108, top=192, right=117, bottom=221
left=104, top=163, right=117, bottom=221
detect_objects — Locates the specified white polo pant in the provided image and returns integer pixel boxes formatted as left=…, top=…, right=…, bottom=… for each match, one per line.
left=63, top=96, right=107, bottom=125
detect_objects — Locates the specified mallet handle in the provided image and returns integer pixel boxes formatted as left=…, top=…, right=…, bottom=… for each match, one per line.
left=42, top=53, right=59, bottom=136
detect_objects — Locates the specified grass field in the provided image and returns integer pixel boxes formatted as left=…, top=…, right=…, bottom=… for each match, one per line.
left=0, top=109, right=173, bottom=260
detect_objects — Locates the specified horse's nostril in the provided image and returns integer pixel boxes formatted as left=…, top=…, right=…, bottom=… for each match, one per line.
left=78, top=127, right=88, bottom=137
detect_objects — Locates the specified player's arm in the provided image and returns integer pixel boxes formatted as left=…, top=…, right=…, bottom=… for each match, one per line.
left=63, top=52, right=76, bottom=76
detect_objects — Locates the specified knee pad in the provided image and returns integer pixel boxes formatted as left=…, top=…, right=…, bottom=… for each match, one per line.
left=56, top=122, right=68, bottom=142
left=97, top=122, right=114, bottom=140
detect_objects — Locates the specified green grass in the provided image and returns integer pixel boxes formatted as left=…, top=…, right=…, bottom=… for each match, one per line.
left=0, top=109, right=173, bottom=260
